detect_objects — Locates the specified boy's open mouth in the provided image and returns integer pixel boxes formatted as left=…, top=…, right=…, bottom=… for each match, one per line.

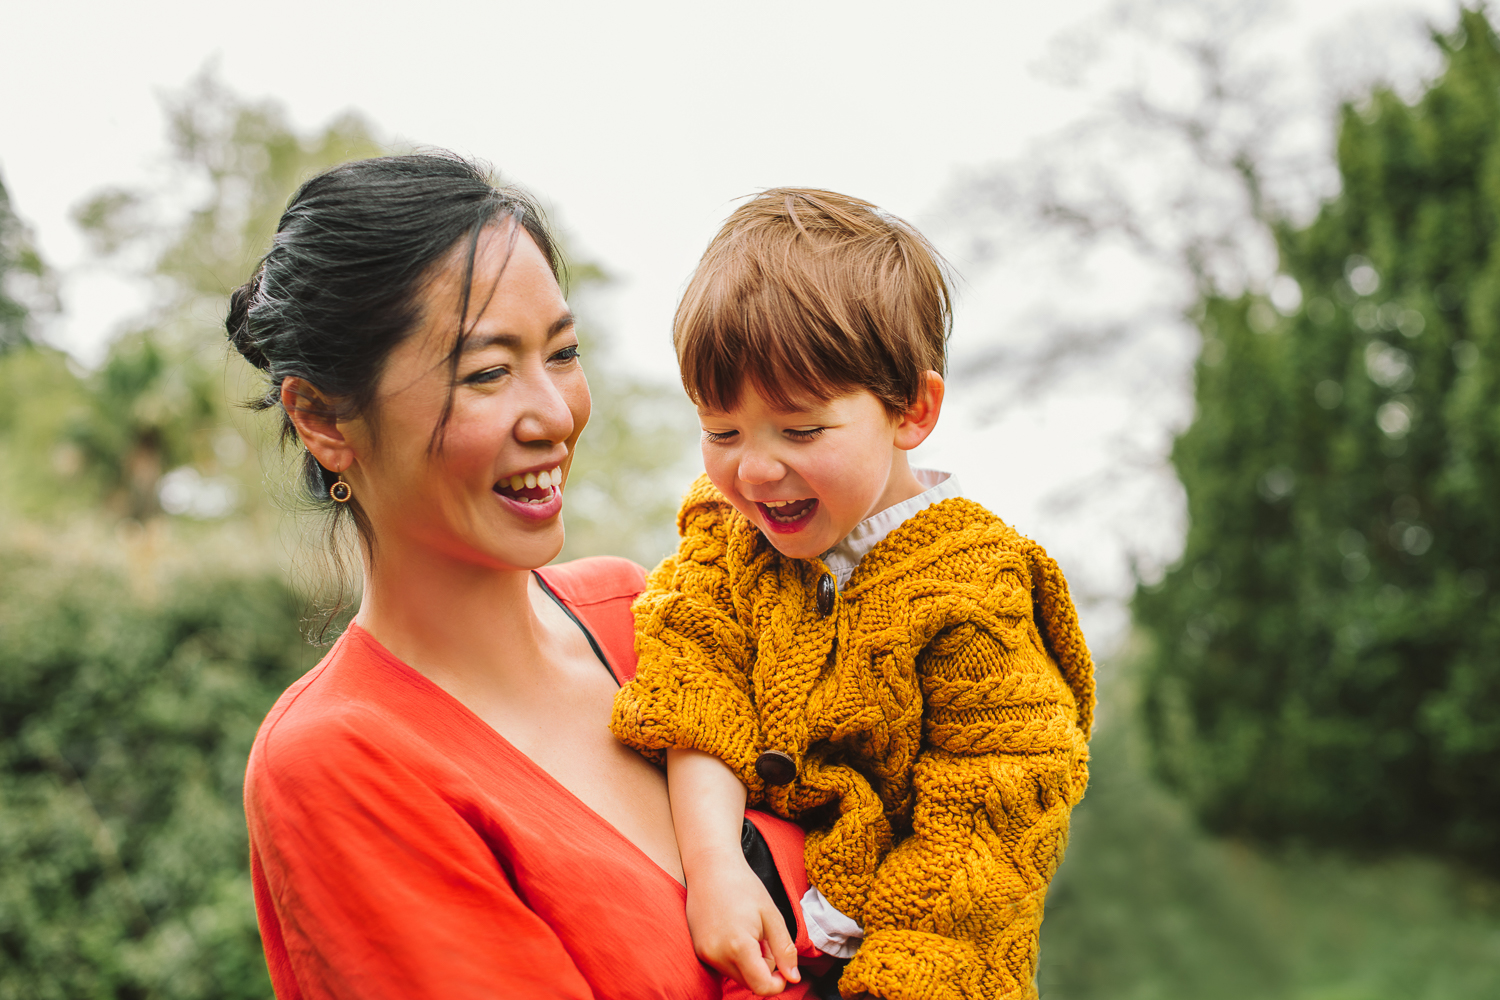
left=758, top=498, right=817, bottom=524
left=494, top=466, right=563, bottom=505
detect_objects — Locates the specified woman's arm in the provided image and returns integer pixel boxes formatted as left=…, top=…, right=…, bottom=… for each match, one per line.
left=247, top=722, right=596, bottom=1000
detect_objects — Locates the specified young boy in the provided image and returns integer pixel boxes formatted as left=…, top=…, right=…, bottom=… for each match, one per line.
left=610, top=190, right=1094, bottom=1000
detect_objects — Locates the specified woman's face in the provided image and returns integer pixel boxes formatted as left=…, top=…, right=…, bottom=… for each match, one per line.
left=348, top=225, right=589, bottom=572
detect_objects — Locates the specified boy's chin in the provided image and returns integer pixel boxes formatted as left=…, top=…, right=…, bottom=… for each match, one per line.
left=760, top=530, right=834, bottom=562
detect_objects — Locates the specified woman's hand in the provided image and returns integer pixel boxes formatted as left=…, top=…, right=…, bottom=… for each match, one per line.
left=685, top=853, right=800, bottom=995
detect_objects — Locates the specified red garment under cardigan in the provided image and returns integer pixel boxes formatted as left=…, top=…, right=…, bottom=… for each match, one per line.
left=245, top=557, right=819, bottom=1000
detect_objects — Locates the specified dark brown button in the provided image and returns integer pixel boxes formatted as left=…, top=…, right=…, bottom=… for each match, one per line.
left=755, top=750, right=798, bottom=786
left=816, top=573, right=836, bottom=617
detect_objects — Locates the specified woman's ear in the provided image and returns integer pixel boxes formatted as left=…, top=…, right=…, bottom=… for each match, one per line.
left=893, top=370, right=945, bottom=451
left=281, top=377, right=356, bottom=473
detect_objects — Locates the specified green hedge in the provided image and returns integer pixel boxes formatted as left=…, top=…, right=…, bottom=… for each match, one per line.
left=0, top=547, right=311, bottom=999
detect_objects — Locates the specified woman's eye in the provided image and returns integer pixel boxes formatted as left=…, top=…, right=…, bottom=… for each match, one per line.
left=785, top=427, right=826, bottom=440
left=702, top=429, right=738, bottom=443
left=464, top=366, right=508, bottom=385
left=550, top=345, right=581, bottom=364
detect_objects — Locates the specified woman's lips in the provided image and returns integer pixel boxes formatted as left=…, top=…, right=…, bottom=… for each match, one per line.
left=493, top=483, right=562, bottom=521
left=493, top=465, right=564, bottom=521
left=756, top=498, right=818, bottom=534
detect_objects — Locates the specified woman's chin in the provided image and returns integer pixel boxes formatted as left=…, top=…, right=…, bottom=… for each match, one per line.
left=475, top=527, right=565, bottom=572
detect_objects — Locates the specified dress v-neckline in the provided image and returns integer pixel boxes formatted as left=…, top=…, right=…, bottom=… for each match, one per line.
left=342, top=623, right=687, bottom=890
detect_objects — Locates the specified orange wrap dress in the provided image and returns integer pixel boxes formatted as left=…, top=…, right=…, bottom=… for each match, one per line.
left=245, top=556, right=818, bottom=1000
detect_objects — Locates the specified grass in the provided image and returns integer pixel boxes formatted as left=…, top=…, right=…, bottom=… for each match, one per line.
left=1038, top=647, right=1500, bottom=1000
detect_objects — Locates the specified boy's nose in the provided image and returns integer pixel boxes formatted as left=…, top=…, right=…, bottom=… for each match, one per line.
left=736, top=449, right=785, bottom=486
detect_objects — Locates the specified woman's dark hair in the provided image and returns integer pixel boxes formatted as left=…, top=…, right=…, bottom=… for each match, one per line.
left=225, top=153, right=562, bottom=624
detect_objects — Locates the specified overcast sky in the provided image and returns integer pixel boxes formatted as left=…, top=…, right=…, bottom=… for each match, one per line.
left=1, top=0, right=1462, bottom=651
left=2, top=0, right=1109, bottom=371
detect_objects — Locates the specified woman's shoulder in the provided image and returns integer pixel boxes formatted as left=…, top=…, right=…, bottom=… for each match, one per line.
left=245, top=627, right=458, bottom=802
left=536, top=555, right=647, bottom=606
left=537, top=557, right=649, bottom=684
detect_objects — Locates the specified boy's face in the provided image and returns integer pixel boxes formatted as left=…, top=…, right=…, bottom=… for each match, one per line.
left=697, top=382, right=919, bottom=561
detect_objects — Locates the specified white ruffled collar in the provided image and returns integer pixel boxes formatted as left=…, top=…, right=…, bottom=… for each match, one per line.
left=821, top=468, right=962, bottom=587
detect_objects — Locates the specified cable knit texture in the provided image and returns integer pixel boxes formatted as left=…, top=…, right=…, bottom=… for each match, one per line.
left=610, top=476, right=1094, bottom=1000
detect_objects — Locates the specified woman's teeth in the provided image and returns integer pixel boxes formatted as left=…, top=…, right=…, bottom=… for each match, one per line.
left=499, top=466, right=563, bottom=503
left=506, top=467, right=562, bottom=492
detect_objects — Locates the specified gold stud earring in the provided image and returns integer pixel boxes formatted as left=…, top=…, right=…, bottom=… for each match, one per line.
left=330, top=475, right=353, bottom=503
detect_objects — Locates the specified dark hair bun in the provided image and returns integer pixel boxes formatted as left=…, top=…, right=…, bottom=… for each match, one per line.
left=226, top=272, right=271, bottom=371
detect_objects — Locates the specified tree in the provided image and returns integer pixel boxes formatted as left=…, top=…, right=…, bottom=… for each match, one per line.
left=0, top=169, right=54, bottom=353
left=67, top=70, right=388, bottom=525
left=1134, top=8, right=1500, bottom=865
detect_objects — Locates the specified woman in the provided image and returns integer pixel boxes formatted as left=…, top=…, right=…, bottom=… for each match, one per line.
left=230, top=154, right=822, bottom=999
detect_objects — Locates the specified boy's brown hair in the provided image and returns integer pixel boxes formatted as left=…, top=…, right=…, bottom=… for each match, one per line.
left=674, top=188, right=951, bottom=417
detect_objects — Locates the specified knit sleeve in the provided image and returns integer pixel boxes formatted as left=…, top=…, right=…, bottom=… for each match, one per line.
left=839, top=544, right=1094, bottom=1000
left=609, top=477, right=770, bottom=796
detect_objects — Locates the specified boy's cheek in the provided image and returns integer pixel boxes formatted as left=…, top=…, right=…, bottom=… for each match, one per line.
left=701, top=464, right=748, bottom=514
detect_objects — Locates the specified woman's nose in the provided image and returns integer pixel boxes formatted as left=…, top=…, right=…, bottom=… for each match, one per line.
left=514, top=370, right=578, bottom=445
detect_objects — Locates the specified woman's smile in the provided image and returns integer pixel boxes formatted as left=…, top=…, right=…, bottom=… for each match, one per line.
left=493, top=463, right=565, bottom=520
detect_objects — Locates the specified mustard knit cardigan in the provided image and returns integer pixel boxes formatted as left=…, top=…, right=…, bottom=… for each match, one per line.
left=611, top=477, right=1094, bottom=1000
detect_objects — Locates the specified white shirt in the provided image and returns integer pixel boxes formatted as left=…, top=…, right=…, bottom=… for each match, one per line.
left=820, top=468, right=962, bottom=587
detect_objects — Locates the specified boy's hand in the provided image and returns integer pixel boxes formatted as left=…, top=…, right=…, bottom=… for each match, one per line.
left=685, top=853, right=800, bottom=995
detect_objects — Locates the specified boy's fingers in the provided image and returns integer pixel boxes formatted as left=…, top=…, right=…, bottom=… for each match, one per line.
left=762, top=910, right=801, bottom=984
left=735, top=939, right=786, bottom=996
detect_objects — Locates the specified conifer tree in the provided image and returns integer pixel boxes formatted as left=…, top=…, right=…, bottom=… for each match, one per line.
left=1135, top=9, right=1500, bottom=865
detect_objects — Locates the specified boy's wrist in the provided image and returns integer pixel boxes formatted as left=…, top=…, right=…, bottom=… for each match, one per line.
left=679, top=838, right=750, bottom=881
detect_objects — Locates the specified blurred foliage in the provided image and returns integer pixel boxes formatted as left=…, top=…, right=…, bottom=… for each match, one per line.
left=1040, top=644, right=1500, bottom=1000
left=1135, top=9, right=1500, bottom=867
left=0, top=171, right=55, bottom=353
left=560, top=306, right=696, bottom=567
left=62, top=69, right=388, bottom=524
left=0, top=347, right=92, bottom=517
left=0, top=536, right=311, bottom=999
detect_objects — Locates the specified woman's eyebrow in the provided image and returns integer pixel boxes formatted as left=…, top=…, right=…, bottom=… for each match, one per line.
left=463, top=313, right=576, bottom=352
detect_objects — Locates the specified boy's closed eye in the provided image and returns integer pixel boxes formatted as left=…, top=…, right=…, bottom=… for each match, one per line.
left=700, top=427, right=828, bottom=443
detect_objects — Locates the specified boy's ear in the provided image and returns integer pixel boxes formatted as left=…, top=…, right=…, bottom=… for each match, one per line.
left=893, top=371, right=945, bottom=451
left=281, top=377, right=358, bottom=474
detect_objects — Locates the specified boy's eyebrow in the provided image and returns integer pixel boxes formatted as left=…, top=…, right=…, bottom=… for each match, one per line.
left=463, top=313, right=576, bottom=352
left=769, top=399, right=834, bottom=417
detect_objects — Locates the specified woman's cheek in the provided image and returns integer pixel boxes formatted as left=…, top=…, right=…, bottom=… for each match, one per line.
left=565, top=372, right=591, bottom=445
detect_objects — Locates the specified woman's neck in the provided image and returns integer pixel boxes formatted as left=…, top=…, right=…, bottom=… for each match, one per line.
left=352, top=537, right=547, bottom=698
